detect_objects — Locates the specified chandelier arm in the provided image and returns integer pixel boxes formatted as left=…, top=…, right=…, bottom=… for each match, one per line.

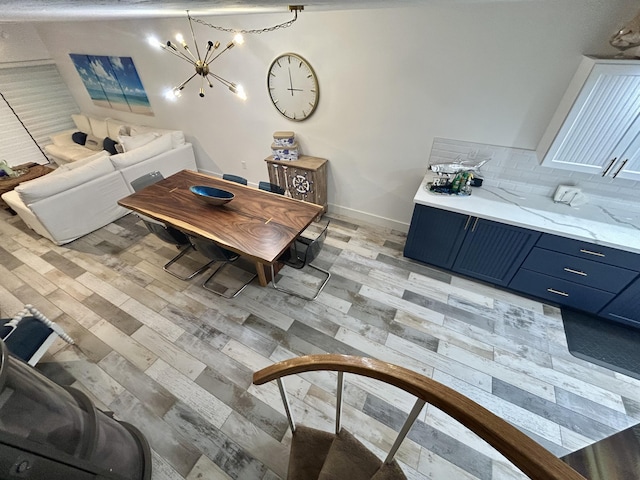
left=161, top=44, right=196, bottom=64
left=203, top=42, right=220, bottom=65
left=208, top=43, right=234, bottom=64
left=177, top=72, right=199, bottom=90
left=181, top=44, right=199, bottom=63
left=207, top=72, right=234, bottom=89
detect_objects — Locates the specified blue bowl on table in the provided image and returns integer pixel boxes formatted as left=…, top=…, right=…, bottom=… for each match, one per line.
left=190, top=185, right=235, bottom=206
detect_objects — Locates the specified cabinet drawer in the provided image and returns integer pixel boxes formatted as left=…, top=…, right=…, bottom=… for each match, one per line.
left=536, top=234, right=640, bottom=271
left=509, top=269, right=615, bottom=313
left=599, top=277, right=640, bottom=328
left=521, top=248, right=638, bottom=293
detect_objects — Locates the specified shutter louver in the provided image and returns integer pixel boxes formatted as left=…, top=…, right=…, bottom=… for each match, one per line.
left=0, top=63, right=79, bottom=167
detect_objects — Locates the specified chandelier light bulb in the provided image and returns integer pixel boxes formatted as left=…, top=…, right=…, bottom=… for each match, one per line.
left=147, top=36, right=162, bottom=49
left=233, top=33, right=244, bottom=45
left=231, top=84, right=247, bottom=100
left=175, top=33, right=185, bottom=45
left=163, top=88, right=181, bottom=100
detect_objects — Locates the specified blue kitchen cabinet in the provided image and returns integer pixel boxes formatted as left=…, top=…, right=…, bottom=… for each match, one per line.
left=599, top=276, right=640, bottom=328
left=404, top=204, right=539, bottom=286
left=510, top=233, right=640, bottom=315
left=404, top=204, right=469, bottom=269
left=452, top=218, right=540, bottom=286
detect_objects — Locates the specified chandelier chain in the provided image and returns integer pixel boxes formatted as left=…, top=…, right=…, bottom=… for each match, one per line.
left=191, top=10, right=298, bottom=35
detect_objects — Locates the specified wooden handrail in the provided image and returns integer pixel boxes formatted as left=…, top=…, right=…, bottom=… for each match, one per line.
left=253, top=354, right=587, bottom=480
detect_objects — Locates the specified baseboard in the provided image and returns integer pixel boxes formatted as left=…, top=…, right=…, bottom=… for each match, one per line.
left=327, top=203, right=409, bottom=233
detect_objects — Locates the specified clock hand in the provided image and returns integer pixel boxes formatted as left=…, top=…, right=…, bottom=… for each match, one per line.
left=288, top=68, right=294, bottom=96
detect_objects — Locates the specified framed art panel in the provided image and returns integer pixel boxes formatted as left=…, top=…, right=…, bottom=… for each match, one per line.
left=69, top=54, right=153, bottom=115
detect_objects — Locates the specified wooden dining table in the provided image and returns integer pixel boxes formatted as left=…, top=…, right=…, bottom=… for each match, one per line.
left=118, top=169, right=323, bottom=287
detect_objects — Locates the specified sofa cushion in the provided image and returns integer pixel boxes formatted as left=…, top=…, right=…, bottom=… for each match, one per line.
left=118, top=132, right=159, bottom=152
left=89, top=117, right=110, bottom=139
left=129, top=125, right=185, bottom=148
left=44, top=143, right=97, bottom=163
left=71, top=113, right=91, bottom=133
left=106, top=118, right=127, bottom=139
left=50, top=129, right=79, bottom=147
left=110, top=134, right=172, bottom=169
left=72, top=131, right=87, bottom=145
left=57, top=150, right=111, bottom=172
left=16, top=155, right=115, bottom=205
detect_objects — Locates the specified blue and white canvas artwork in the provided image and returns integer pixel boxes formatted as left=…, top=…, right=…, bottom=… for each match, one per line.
left=69, top=54, right=153, bottom=116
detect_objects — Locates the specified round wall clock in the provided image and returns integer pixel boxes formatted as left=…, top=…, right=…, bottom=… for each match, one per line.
left=267, top=53, right=319, bottom=121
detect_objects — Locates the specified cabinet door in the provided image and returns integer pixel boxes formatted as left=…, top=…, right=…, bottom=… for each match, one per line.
left=599, top=276, right=640, bottom=327
left=538, top=59, right=640, bottom=175
left=452, top=219, right=540, bottom=286
left=403, top=204, right=469, bottom=269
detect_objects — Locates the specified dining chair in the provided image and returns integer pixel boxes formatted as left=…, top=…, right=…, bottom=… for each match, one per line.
left=258, top=181, right=285, bottom=195
left=222, top=173, right=248, bottom=185
left=188, top=235, right=257, bottom=298
left=131, top=172, right=216, bottom=280
left=271, top=220, right=331, bottom=300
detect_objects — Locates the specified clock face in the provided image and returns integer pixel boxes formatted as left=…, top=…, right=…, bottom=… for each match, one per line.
left=267, top=53, right=319, bottom=121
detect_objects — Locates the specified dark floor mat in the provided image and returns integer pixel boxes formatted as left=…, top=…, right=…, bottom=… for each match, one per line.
left=562, top=308, right=640, bottom=380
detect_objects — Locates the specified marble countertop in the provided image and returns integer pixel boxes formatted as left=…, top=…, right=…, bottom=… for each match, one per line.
left=414, top=173, right=640, bottom=254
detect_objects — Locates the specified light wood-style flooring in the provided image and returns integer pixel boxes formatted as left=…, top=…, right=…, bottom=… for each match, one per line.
left=1, top=209, right=639, bottom=480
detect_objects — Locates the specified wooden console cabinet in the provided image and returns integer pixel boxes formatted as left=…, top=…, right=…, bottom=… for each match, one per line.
left=264, top=155, right=328, bottom=214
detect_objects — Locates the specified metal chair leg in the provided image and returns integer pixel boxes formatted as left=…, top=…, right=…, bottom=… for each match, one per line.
left=270, top=263, right=331, bottom=301
left=203, top=263, right=257, bottom=298
left=163, top=244, right=218, bottom=281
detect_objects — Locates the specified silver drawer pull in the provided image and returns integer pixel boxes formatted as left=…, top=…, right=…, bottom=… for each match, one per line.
left=580, top=249, right=605, bottom=257
left=547, top=288, right=569, bottom=297
left=563, top=267, right=587, bottom=276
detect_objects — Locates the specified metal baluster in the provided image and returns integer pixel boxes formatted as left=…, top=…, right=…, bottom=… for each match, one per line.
left=384, top=398, right=425, bottom=464
left=277, top=378, right=296, bottom=433
left=335, top=372, right=344, bottom=434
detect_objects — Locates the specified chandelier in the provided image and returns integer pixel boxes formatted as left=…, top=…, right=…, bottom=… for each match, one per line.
left=148, top=11, right=246, bottom=100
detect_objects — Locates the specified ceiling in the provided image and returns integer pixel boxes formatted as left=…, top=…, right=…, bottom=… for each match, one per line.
left=0, top=1, right=433, bottom=23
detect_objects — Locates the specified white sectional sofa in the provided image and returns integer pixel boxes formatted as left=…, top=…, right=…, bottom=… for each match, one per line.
left=2, top=114, right=197, bottom=245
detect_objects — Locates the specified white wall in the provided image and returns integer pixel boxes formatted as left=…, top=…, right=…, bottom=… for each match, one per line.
left=29, top=0, right=639, bottom=230
left=0, top=23, right=50, bottom=64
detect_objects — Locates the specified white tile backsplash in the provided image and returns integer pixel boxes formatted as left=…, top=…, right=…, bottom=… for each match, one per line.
left=429, top=138, right=640, bottom=206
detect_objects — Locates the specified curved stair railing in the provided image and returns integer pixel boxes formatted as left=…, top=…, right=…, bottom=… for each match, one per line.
left=253, top=354, right=587, bottom=480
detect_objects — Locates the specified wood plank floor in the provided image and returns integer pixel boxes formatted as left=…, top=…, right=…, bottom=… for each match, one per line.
left=1, top=209, right=639, bottom=480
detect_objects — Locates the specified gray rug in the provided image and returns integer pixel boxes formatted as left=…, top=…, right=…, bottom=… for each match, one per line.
left=562, top=308, right=640, bottom=380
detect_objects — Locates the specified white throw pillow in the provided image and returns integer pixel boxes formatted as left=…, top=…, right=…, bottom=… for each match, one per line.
left=57, top=151, right=110, bottom=172
left=89, top=117, right=110, bottom=139
left=117, top=132, right=159, bottom=152
left=16, top=156, right=115, bottom=205
left=106, top=118, right=127, bottom=139
left=110, top=134, right=172, bottom=169
left=129, top=125, right=185, bottom=148
left=71, top=114, right=91, bottom=133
